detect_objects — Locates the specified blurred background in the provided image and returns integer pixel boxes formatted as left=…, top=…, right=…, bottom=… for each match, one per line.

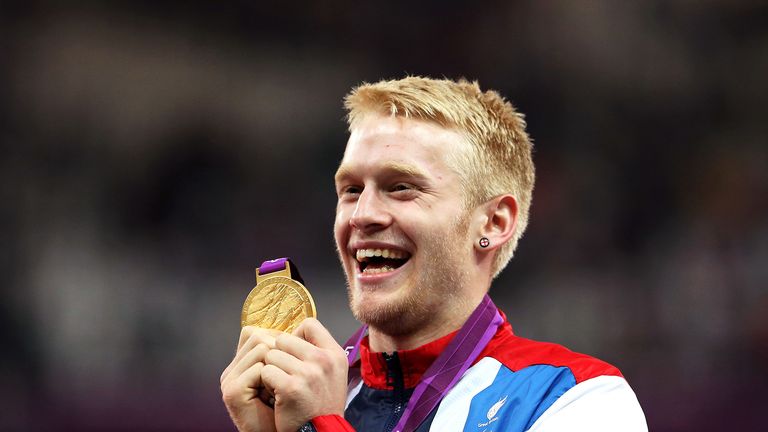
left=1, top=1, right=766, bottom=430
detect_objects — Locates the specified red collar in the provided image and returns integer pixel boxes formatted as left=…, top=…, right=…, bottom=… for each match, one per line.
left=357, top=311, right=512, bottom=390
left=359, top=331, right=458, bottom=390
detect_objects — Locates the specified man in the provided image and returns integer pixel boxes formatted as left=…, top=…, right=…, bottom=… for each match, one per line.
left=220, top=77, right=647, bottom=431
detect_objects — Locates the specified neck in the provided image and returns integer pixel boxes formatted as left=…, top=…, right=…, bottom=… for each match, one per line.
left=367, top=291, right=486, bottom=352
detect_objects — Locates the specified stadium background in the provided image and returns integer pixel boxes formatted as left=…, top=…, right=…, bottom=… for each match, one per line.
left=1, top=1, right=766, bottom=430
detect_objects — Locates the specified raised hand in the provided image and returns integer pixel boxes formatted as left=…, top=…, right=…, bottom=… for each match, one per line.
left=221, top=326, right=282, bottom=432
left=261, top=318, right=349, bottom=432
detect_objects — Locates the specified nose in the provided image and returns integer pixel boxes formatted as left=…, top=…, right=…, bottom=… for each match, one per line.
left=349, top=187, right=391, bottom=233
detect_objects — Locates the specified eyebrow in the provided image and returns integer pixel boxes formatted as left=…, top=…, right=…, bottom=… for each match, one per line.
left=334, top=162, right=429, bottom=184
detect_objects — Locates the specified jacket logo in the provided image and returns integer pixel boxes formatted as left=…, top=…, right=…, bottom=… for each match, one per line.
left=487, top=395, right=507, bottom=420
left=477, top=395, right=507, bottom=428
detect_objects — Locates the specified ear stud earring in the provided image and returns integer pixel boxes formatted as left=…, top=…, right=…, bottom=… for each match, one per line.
left=479, top=237, right=490, bottom=248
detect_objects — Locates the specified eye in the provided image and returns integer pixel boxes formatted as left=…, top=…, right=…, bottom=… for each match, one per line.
left=339, top=185, right=362, bottom=198
left=391, top=183, right=412, bottom=192
left=389, top=183, right=419, bottom=198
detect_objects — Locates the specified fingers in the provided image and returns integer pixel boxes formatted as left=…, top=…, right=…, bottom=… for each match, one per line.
left=238, top=326, right=279, bottom=351
left=221, top=342, right=266, bottom=385
left=261, top=364, right=292, bottom=400
left=222, top=327, right=278, bottom=384
left=274, top=332, right=316, bottom=361
left=235, top=328, right=277, bottom=367
left=238, top=360, right=265, bottom=392
left=237, top=326, right=255, bottom=350
left=264, top=348, right=303, bottom=375
left=274, top=318, right=339, bottom=360
left=292, top=318, right=341, bottom=351
left=260, top=322, right=349, bottom=432
left=229, top=343, right=271, bottom=382
left=247, top=320, right=348, bottom=432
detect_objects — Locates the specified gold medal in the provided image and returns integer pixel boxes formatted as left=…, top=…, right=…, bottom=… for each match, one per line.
left=240, top=259, right=316, bottom=333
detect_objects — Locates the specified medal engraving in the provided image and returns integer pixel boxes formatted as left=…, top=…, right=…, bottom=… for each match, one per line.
left=241, top=276, right=316, bottom=333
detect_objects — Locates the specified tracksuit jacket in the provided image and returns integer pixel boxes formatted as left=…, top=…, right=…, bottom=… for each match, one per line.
left=308, top=312, right=647, bottom=432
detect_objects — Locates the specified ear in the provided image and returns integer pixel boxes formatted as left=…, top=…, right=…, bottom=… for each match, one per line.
left=472, top=194, right=518, bottom=253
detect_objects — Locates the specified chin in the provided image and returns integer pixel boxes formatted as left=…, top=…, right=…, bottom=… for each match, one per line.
left=347, top=284, right=429, bottom=336
left=349, top=288, right=393, bottom=319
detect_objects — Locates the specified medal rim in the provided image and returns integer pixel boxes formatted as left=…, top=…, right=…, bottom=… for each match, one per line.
left=240, top=276, right=317, bottom=331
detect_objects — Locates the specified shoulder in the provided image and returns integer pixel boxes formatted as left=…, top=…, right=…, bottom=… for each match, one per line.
left=427, top=320, right=647, bottom=432
left=458, top=321, right=646, bottom=431
left=526, top=374, right=648, bottom=431
left=479, top=321, right=622, bottom=383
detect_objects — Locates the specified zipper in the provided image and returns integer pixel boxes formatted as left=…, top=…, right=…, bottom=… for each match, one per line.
left=382, top=352, right=408, bottom=432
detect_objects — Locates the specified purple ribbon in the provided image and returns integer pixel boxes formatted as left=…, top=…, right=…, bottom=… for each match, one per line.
left=258, top=258, right=289, bottom=275
left=342, top=294, right=503, bottom=432
left=258, top=258, right=304, bottom=284
left=343, top=324, right=368, bottom=367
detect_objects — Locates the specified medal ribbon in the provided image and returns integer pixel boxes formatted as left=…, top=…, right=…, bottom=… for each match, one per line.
left=258, top=258, right=304, bottom=283
left=343, top=324, right=368, bottom=368
left=342, top=294, right=503, bottom=432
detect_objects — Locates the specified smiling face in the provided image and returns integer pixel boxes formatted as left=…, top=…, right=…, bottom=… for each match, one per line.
left=334, top=114, right=478, bottom=338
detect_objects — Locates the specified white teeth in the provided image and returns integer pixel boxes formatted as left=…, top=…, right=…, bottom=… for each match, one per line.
left=362, top=265, right=395, bottom=274
left=355, top=248, right=408, bottom=262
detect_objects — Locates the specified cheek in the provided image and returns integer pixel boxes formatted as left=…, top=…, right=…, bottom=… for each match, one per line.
left=334, top=208, right=350, bottom=242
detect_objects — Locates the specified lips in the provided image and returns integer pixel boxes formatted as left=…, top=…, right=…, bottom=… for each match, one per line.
left=354, top=247, right=411, bottom=275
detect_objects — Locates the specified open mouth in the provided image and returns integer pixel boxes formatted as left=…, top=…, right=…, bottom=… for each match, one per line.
left=355, top=248, right=411, bottom=275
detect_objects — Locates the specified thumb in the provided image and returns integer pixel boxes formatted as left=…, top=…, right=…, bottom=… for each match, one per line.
left=292, top=318, right=339, bottom=350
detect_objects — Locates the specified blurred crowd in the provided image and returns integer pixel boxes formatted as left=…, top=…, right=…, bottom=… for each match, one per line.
left=1, top=1, right=766, bottom=430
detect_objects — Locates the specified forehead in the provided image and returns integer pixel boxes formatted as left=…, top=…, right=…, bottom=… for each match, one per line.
left=336, top=114, right=466, bottom=181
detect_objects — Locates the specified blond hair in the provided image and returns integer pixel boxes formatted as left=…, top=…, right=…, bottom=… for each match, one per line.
left=344, top=76, right=535, bottom=278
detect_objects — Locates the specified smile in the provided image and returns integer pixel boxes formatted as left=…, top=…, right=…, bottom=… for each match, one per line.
left=355, top=248, right=411, bottom=275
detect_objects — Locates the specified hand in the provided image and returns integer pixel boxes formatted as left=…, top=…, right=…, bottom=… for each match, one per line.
left=261, top=318, right=349, bottom=432
left=220, top=326, right=281, bottom=432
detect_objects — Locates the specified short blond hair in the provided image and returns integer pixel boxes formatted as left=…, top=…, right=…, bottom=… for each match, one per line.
left=344, top=76, right=535, bottom=278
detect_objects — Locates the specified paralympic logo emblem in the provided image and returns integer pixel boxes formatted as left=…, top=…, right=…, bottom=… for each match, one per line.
left=477, top=395, right=508, bottom=429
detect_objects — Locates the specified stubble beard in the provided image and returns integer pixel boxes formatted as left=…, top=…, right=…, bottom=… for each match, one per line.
left=345, top=214, right=472, bottom=337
